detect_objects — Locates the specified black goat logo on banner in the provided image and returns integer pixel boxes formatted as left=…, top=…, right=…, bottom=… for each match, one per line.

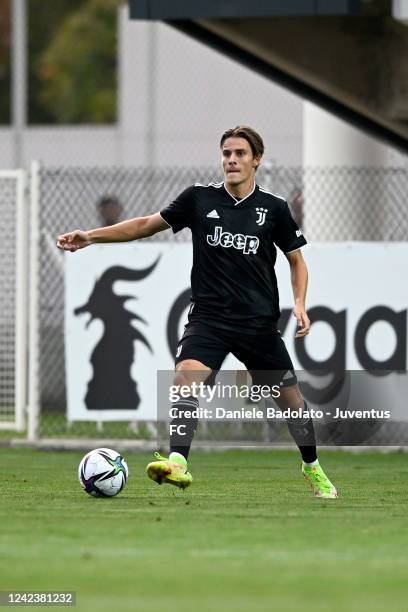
left=74, top=260, right=160, bottom=410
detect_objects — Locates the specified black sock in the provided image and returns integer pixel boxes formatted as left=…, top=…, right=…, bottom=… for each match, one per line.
left=286, top=401, right=318, bottom=463
left=169, top=396, right=199, bottom=460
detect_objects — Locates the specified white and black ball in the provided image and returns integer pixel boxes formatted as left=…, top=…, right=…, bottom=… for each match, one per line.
left=78, top=448, right=128, bottom=497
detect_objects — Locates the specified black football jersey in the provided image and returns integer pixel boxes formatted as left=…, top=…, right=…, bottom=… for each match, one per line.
left=160, top=181, right=307, bottom=332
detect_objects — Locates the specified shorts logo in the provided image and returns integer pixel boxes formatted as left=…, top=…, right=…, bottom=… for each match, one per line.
left=176, top=344, right=182, bottom=358
left=255, top=207, right=268, bottom=226
left=207, top=226, right=259, bottom=255
left=296, top=229, right=302, bottom=237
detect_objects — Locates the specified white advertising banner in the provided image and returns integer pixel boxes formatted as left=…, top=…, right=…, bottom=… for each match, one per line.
left=65, top=243, right=407, bottom=421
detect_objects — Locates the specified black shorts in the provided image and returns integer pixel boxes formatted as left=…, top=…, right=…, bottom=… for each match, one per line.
left=175, top=320, right=297, bottom=387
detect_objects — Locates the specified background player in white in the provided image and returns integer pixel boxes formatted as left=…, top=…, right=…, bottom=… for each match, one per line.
left=57, top=126, right=337, bottom=499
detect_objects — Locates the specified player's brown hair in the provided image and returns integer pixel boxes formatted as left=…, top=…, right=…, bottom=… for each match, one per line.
left=220, top=125, right=265, bottom=160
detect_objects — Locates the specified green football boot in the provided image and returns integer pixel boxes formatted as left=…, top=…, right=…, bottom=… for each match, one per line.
left=302, top=461, right=338, bottom=499
left=146, top=451, right=193, bottom=490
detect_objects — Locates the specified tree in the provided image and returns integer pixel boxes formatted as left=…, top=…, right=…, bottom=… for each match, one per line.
left=28, top=0, right=85, bottom=123
left=37, top=0, right=121, bottom=124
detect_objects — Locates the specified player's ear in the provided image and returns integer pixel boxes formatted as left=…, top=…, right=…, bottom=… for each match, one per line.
left=253, top=155, right=261, bottom=169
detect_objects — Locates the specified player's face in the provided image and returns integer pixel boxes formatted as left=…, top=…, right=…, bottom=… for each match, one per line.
left=222, top=137, right=260, bottom=188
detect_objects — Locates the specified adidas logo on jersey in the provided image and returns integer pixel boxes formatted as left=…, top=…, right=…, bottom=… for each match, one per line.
left=207, top=226, right=259, bottom=255
left=207, top=209, right=220, bottom=219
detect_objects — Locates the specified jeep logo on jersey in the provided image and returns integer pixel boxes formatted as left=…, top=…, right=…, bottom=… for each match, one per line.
left=207, top=226, right=259, bottom=254
left=255, top=207, right=268, bottom=226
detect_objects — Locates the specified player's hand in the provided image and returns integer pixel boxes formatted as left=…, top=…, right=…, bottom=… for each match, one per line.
left=56, top=230, right=92, bottom=252
left=293, top=303, right=310, bottom=338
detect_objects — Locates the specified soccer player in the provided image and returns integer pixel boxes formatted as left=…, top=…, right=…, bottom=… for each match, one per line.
left=57, top=126, right=337, bottom=499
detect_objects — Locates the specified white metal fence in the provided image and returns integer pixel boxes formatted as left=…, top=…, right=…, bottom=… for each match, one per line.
left=1, top=162, right=408, bottom=444
left=0, top=170, right=28, bottom=431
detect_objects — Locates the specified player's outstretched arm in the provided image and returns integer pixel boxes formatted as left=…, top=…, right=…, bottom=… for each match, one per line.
left=286, top=249, right=310, bottom=338
left=56, top=212, right=169, bottom=252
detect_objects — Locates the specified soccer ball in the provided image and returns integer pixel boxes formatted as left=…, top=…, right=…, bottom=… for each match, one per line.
left=78, top=448, right=129, bottom=497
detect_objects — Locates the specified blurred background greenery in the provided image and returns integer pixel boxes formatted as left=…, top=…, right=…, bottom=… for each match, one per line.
left=0, top=0, right=120, bottom=125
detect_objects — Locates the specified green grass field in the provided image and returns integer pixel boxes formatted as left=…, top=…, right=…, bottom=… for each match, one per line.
left=1, top=448, right=408, bottom=612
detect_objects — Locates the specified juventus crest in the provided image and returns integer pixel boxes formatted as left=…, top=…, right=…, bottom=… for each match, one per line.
left=255, top=207, right=268, bottom=226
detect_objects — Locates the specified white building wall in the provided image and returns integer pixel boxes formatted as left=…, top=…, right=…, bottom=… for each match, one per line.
left=118, top=11, right=303, bottom=167
left=0, top=130, right=14, bottom=168
left=0, top=127, right=120, bottom=169
left=303, top=103, right=390, bottom=167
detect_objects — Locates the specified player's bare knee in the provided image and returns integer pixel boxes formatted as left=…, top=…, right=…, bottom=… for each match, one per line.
left=277, top=384, right=304, bottom=411
left=174, top=360, right=211, bottom=388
